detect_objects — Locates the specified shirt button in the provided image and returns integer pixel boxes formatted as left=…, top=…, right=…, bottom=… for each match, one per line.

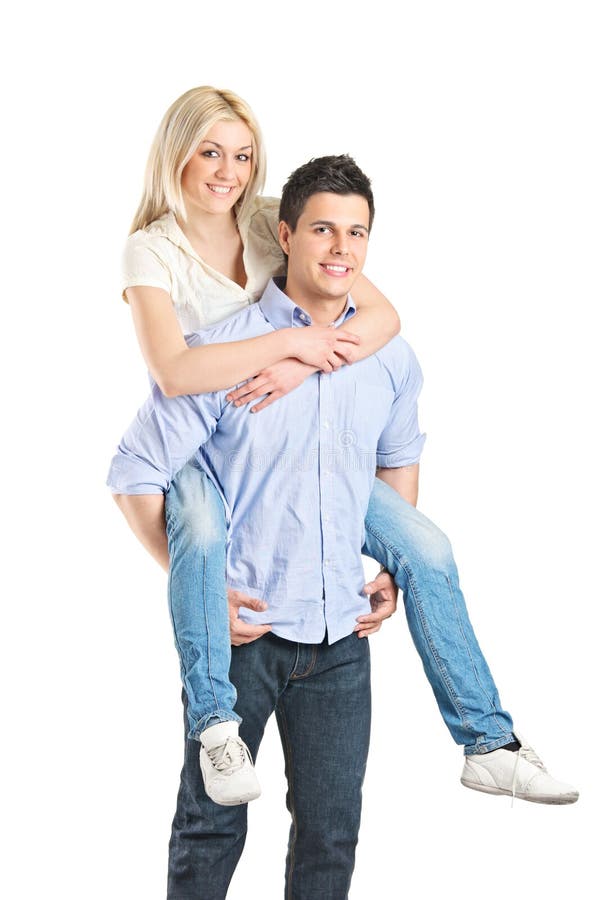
left=323, top=420, right=330, bottom=429
left=299, top=313, right=307, bottom=321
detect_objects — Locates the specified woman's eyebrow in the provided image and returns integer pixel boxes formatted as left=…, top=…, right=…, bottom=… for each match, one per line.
left=200, top=140, right=253, bottom=151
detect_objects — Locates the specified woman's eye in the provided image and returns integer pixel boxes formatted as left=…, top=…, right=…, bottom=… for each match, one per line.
left=202, top=150, right=219, bottom=158
left=237, top=154, right=251, bottom=162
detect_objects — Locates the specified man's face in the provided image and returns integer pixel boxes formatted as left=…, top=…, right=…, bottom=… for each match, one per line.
left=279, top=192, right=370, bottom=305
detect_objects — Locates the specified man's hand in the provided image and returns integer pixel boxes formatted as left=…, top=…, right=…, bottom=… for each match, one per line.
left=228, top=588, right=272, bottom=646
left=355, top=571, right=399, bottom=638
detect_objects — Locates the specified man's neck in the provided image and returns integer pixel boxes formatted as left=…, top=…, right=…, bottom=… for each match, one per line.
left=282, top=279, right=348, bottom=326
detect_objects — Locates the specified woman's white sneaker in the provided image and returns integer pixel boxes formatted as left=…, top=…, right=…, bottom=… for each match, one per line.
left=461, top=735, right=579, bottom=805
left=199, top=721, right=261, bottom=806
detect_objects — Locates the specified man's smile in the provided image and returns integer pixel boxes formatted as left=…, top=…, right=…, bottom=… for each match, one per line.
left=319, top=263, right=353, bottom=277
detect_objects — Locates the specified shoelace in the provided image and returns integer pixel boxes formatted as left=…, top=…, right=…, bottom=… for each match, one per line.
left=207, top=737, right=247, bottom=774
left=509, top=743, right=547, bottom=807
left=518, top=744, right=547, bottom=772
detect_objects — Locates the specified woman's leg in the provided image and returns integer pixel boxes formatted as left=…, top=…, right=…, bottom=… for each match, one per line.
left=362, top=476, right=515, bottom=755
left=165, top=460, right=240, bottom=741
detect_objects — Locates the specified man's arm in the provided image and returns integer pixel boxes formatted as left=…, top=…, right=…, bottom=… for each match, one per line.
left=114, top=493, right=169, bottom=571
left=355, top=464, right=420, bottom=638
left=108, top=383, right=271, bottom=645
left=112, top=492, right=271, bottom=645
left=355, top=340, right=425, bottom=638
left=375, top=463, right=420, bottom=508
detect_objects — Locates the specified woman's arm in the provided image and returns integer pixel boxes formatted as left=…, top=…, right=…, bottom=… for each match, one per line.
left=127, top=286, right=360, bottom=397
left=226, top=275, right=401, bottom=413
left=346, top=274, right=401, bottom=360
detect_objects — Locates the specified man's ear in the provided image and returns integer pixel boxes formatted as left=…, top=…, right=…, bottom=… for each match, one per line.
left=278, top=220, right=292, bottom=256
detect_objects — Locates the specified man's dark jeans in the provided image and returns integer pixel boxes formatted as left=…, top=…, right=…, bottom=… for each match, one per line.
left=167, top=630, right=371, bottom=899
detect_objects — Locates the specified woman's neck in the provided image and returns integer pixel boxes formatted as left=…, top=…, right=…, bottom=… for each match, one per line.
left=175, top=204, right=247, bottom=287
left=176, top=206, right=239, bottom=250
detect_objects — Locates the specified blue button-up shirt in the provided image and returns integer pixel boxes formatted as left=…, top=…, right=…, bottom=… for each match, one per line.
left=107, top=278, right=426, bottom=644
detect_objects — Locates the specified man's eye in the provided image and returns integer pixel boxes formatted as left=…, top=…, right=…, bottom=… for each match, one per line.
left=350, top=231, right=365, bottom=238
left=315, top=226, right=331, bottom=234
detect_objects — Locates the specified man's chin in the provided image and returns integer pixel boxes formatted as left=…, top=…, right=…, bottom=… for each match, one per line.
left=321, top=278, right=357, bottom=301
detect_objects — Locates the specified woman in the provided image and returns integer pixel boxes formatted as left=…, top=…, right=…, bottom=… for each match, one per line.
left=114, top=86, right=541, bottom=811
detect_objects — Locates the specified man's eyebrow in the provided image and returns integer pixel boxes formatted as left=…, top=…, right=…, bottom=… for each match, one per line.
left=200, top=140, right=253, bottom=151
left=309, top=219, right=369, bottom=231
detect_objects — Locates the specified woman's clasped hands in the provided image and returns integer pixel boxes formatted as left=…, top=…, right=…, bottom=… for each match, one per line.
left=226, top=324, right=360, bottom=413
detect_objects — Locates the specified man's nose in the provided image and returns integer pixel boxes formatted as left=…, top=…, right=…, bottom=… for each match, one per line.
left=332, top=241, right=349, bottom=256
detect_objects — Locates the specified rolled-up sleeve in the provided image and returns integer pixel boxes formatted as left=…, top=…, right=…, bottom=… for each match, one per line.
left=106, top=381, right=222, bottom=494
left=376, top=342, right=426, bottom=468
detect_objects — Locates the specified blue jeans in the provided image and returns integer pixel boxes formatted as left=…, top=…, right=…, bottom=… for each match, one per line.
left=165, top=461, right=514, bottom=753
left=165, top=462, right=240, bottom=738
left=364, top=477, right=514, bottom=754
left=167, top=630, right=371, bottom=899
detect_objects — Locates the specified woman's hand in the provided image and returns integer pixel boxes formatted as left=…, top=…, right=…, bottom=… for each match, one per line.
left=288, top=324, right=360, bottom=372
left=226, top=358, right=317, bottom=413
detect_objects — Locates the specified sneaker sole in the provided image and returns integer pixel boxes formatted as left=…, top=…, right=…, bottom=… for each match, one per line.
left=206, top=788, right=262, bottom=807
left=460, top=777, right=579, bottom=805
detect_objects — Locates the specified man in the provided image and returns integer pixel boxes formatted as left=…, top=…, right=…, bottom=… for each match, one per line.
left=108, top=156, right=577, bottom=899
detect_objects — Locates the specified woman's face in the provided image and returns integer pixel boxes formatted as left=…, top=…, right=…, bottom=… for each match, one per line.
left=181, top=119, right=254, bottom=218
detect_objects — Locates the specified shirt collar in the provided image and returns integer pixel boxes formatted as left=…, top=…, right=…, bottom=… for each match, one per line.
left=146, top=211, right=198, bottom=256
left=258, top=277, right=357, bottom=330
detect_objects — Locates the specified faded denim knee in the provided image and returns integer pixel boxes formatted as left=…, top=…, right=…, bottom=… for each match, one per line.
left=166, top=461, right=227, bottom=551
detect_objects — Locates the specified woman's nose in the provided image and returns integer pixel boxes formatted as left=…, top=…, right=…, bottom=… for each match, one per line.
left=216, top=155, right=235, bottom=180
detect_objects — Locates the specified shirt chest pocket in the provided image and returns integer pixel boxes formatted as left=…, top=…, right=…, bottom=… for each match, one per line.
left=351, top=382, right=395, bottom=450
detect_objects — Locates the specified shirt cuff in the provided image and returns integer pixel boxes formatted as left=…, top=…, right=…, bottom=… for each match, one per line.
left=106, top=455, right=168, bottom=494
left=376, top=432, right=426, bottom=468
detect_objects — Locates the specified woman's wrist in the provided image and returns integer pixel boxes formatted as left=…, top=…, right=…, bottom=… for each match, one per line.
left=277, top=327, right=300, bottom=360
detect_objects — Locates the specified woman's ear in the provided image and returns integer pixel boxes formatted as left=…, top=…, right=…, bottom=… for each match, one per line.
left=278, top=220, right=291, bottom=256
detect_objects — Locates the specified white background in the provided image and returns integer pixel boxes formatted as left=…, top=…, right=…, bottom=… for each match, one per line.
left=3, top=1, right=599, bottom=897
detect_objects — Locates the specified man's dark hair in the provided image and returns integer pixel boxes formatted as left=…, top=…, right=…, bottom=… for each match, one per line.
left=279, top=154, right=375, bottom=232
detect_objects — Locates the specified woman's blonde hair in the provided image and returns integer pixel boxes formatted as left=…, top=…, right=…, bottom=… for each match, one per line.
left=130, top=86, right=266, bottom=234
